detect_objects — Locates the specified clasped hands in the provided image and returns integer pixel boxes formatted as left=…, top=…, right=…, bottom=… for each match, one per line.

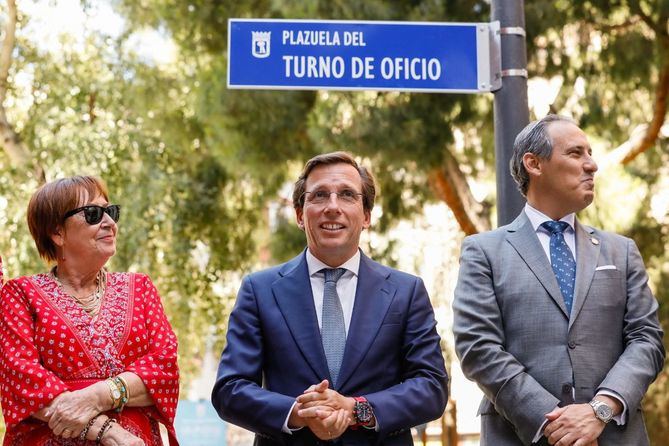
left=543, top=396, right=621, bottom=446
left=35, top=383, right=145, bottom=445
left=288, top=379, right=358, bottom=440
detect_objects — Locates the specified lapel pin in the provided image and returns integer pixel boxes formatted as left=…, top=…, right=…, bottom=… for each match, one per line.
left=591, top=238, right=599, bottom=245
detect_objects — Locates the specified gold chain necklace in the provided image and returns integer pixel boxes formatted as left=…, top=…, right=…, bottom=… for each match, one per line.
left=51, top=267, right=106, bottom=315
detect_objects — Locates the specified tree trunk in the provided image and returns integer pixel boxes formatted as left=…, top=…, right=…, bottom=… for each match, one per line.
left=618, top=5, right=669, bottom=164
left=428, top=150, right=491, bottom=235
left=0, top=0, right=44, bottom=182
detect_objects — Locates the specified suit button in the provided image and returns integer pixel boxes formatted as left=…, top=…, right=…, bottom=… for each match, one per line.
left=568, top=341, right=576, bottom=349
left=562, top=384, right=572, bottom=394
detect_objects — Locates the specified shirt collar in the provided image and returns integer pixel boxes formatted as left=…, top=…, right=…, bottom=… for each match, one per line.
left=306, top=249, right=361, bottom=277
left=524, top=203, right=575, bottom=233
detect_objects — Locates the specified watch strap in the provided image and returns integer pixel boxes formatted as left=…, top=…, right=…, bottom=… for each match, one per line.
left=352, top=396, right=373, bottom=427
left=589, top=399, right=613, bottom=423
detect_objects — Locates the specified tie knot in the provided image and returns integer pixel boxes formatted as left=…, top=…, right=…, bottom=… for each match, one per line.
left=323, top=268, right=346, bottom=283
left=541, top=220, right=570, bottom=235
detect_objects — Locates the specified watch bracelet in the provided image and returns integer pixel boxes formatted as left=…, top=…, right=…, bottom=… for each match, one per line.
left=105, top=378, right=121, bottom=410
left=590, top=399, right=612, bottom=423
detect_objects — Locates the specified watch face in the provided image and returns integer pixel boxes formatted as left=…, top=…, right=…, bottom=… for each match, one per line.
left=355, top=402, right=373, bottom=424
left=597, top=405, right=613, bottom=420
left=112, top=388, right=121, bottom=399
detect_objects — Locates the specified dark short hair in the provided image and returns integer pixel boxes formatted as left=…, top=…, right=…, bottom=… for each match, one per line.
left=509, top=114, right=577, bottom=196
left=292, top=151, right=376, bottom=212
left=27, top=176, right=109, bottom=262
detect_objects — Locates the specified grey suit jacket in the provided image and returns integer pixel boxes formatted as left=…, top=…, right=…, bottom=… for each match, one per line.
left=453, top=212, right=665, bottom=446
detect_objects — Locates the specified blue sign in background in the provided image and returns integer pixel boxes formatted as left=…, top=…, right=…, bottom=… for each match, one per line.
left=175, top=400, right=227, bottom=446
left=228, top=19, right=484, bottom=92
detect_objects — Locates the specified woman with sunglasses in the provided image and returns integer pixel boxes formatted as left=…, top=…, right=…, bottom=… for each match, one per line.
left=0, top=176, right=179, bottom=446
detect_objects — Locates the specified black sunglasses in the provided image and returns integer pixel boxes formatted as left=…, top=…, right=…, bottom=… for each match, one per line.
left=63, top=204, right=121, bottom=225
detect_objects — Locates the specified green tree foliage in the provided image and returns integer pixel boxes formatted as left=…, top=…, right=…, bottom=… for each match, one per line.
left=112, top=0, right=669, bottom=439
left=115, top=0, right=496, bottom=236
left=0, top=5, right=260, bottom=389
left=1, top=0, right=668, bottom=441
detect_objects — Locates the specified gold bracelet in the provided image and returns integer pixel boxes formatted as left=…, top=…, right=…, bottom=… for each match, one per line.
left=117, top=375, right=130, bottom=404
left=112, top=376, right=129, bottom=412
left=105, top=378, right=122, bottom=409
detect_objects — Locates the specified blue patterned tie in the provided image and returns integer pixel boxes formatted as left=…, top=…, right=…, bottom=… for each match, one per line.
left=541, top=221, right=576, bottom=315
left=321, top=268, right=347, bottom=386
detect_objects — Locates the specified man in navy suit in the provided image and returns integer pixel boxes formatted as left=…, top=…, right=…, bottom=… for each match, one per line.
left=212, top=152, right=448, bottom=445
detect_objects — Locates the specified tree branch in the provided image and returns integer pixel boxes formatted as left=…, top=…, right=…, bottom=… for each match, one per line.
left=621, top=44, right=669, bottom=164
left=589, top=16, right=642, bottom=34
left=593, top=2, right=669, bottom=165
left=428, top=150, right=491, bottom=235
left=89, top=91, right=96, bottom=123
left=629, top=0, right=663, bottom=34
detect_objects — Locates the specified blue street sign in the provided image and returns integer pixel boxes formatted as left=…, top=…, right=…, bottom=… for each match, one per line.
left=228, top=19, right=500, bottom=93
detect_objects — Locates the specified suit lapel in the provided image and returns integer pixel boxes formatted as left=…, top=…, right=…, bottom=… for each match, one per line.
left=569, top=221, right=600, bottom=328
left=336, top=253, right=396, bottom=390
left=505, top=213, right=570, bottom=318
left=272, top=252, right=330, bottom=381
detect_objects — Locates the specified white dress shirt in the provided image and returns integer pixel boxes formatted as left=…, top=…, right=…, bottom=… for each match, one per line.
left=282, top=249, right=361, bottom=433
left=524, top=203, right=577, bottom=262
left=524, top=204, right=627, bottom=442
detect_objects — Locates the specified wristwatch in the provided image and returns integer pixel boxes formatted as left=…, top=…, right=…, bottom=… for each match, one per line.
left=353, top=396, right=374, bottom=427
left=589, top=399, right=613, bottom=424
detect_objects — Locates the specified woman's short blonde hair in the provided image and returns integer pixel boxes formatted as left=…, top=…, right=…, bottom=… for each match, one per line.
left=27, top=176, right=109, bottom=262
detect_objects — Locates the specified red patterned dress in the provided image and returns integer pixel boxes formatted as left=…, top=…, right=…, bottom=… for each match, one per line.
left=0, top=272, right=179, bottom=445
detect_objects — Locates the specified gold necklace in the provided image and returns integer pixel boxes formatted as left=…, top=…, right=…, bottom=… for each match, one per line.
left=51, top=268, right=106, bottom=315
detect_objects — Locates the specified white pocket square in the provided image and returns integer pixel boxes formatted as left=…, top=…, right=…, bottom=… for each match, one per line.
left=595, top=265, right=617, bottom=271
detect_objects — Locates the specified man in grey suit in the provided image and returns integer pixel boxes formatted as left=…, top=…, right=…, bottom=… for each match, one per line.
left=453, top=114, right=665, bottom=446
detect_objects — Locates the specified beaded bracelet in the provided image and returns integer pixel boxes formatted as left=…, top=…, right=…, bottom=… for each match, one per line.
left=95, top=418, right=117, bottom=445
left=79, top=414, right=102, bottom=441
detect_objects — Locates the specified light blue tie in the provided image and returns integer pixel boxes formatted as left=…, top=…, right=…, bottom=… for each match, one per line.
left=321, top=268, right=347, bottom=386
left=541, top=221, right=576, bottom=315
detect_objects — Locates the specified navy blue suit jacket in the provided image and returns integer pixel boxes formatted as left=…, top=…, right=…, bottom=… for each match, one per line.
left=211, top=250, right=448, bottom=445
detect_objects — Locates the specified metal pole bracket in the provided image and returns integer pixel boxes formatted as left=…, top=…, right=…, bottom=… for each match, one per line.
left=499, top=26, right=526, bottom=37
left=500, top=68, right=528, bottom=78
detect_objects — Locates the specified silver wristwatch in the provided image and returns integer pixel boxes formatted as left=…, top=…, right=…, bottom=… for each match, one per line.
left=589, top=399, right=613, bottom=424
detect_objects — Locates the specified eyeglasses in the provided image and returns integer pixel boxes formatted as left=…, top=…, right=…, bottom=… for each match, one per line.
left=63, top=204, right=121, bottom=225
left=303, top=189, right=363, bottom=205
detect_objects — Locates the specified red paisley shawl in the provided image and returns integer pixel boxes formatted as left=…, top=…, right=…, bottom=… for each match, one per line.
left=0, top=272, right=179, bottom=445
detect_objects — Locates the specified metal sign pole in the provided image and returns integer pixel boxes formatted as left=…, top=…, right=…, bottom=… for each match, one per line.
left=492, top=0, right=529, bottom=227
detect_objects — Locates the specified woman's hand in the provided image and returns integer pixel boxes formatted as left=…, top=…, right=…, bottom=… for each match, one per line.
left=33, top=392, right=69, bottom=422
left=100, top=424, right=146, bottom=446
left=46, top=382, right=108, bottom=437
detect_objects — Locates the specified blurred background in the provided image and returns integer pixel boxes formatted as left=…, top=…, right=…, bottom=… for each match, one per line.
left=0, top=0, right=667, bottom=444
